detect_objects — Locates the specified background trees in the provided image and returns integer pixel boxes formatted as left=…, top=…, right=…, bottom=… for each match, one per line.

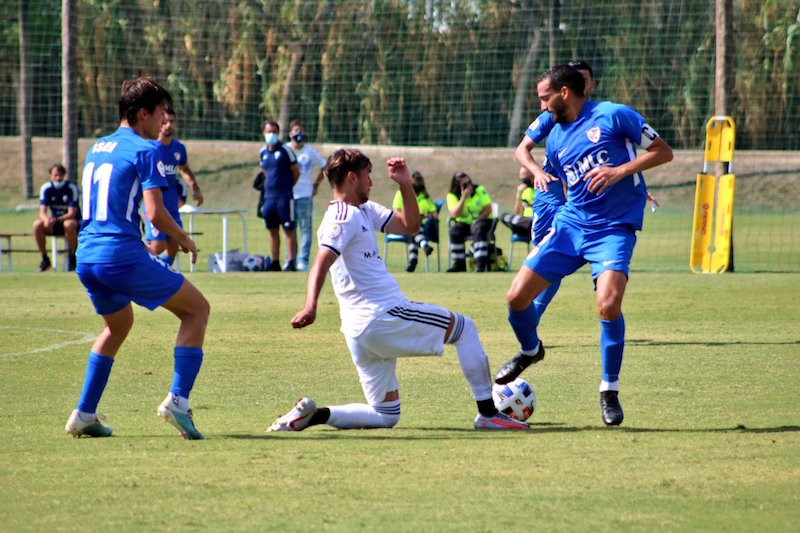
left=2, top=0, right=799, bottom=150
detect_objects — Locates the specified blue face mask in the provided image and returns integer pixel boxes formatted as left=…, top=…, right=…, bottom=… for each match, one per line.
left=264, top=132, right=278, bottom=145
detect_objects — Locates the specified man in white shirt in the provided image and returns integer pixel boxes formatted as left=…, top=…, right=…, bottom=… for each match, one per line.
left=289, top=119, right=327, bottom=271
left=267, top=148, right=528, bottom=432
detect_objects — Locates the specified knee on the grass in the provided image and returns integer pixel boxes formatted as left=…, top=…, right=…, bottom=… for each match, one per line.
left=373, top=401, right=401, bottom=428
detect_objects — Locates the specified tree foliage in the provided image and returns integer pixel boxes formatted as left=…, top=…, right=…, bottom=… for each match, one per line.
left=2, top=0, right=799, bottom=149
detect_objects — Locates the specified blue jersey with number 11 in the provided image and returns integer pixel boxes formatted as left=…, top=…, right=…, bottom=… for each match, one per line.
left=77, top=126, right=168, bottom=263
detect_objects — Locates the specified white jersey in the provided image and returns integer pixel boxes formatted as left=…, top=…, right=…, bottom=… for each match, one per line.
left=317, top=200, right=406, bottom=337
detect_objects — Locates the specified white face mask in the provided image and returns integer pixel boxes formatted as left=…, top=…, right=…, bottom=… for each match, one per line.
left=264, top=132, right=278, bottom=145
left=51, top=180, right=67, bottom=189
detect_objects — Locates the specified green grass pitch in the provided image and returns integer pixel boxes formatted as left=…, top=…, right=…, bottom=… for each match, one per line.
left=1, top=270, right=798, bottom=530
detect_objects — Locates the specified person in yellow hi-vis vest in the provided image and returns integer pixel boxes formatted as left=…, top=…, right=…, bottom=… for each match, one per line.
left=392, top=171, right=439, bottom=272
left=446, top=171, right=493, bottom=272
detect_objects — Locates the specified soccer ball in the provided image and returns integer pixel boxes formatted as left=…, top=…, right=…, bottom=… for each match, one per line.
left=492, top=378, right=536, bottom=421
left=242, top=254, right=266, bottom=272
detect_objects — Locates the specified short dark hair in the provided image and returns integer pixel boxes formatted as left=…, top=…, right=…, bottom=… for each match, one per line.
left=539, top=64, right=586, bottom=98
left=567, top=60, right=594, bottom=80
left=325, top=148, right=372, bottom=188
left=264, top=119, right=279, bottom=132
left=118, top=77, right=173, bottom=125
left=49, top=163, right=67, bottom=176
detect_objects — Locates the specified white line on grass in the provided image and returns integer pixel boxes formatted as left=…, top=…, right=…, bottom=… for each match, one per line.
left=0, top=326, right=97, bottom=358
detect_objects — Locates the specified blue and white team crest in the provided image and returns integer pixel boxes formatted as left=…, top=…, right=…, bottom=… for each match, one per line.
left=586, top=126, right=601, bottom=143
left=275, top=151, right=282, bottom=160
left=174, top=152, right=182, bottom=162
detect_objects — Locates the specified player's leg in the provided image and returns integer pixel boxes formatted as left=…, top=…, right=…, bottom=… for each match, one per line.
left=267, top=339, right=401, bottom=431
left=107, top=254, right=208, bottom=439
left=586, top=227, right=635, bottom=426
left=361, top=303, right=526, bottom=429
left=156, top=278, right=210, bottom=439
left=406, top=231, right=420, bottom=272
left=498, top=222, right=582, bottom=384
left=67, top=264, right=134, bottom=437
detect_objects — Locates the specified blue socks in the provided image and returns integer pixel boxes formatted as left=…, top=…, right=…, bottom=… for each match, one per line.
left=600, top=315, right=625, bottom=384
left=76, top=352, right=114, bottom=414
left=508, top=303, right=540, bottom=353
left=170, top=346, right=203, bottom=399
left=533, top=280, right=561, bottom=320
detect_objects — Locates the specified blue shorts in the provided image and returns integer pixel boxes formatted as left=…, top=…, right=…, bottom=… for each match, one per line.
left=144, top=212, right=183, bottom=242
left=531, top=201, right=562, bottom=246
left=262, top=195, right=296, bottom=230
left=76, top=251, right=185, bottom=315
left=522, top=217, right=637, bottom=283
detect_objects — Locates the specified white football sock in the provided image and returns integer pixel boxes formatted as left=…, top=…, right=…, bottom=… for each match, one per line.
left=447, top=313, right=493, bottom=401
left=599, top=380, right=619, bottom=392
left=327, top=400, right=401, bottom=429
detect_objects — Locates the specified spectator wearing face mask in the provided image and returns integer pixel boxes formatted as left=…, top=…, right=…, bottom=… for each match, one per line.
left=33, top=163, right=81, bottom=271
left=259, top=119, right=300, bottom=271
left=288, top=119, right=327, bottom=272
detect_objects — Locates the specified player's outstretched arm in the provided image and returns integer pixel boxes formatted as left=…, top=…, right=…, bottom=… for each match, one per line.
left=385, top=158, right=420, bottom=235
left=291, top=247, right=337, bottom=329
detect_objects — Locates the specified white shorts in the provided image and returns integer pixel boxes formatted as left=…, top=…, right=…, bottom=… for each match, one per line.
left=344, top=301, right=452, bottom=405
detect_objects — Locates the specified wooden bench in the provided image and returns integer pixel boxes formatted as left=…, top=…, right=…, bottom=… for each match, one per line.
left=0, top=233, right=70, bottom=272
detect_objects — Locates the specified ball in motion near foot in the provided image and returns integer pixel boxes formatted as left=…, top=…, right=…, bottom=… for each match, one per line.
left=492, top=378, right=536, bottom=421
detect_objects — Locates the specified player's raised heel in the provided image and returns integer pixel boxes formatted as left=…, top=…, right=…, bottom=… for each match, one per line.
left=474, top=412, right=529, bottom=430
left=65, top=409, right=113, bottom=438
left=494, top=341, right=545, bottom=384
left=267, top=397, right=317, bottom=432
left=157, top=399, right=204, bottom=440
left=600, top=390, right=624, bottom=426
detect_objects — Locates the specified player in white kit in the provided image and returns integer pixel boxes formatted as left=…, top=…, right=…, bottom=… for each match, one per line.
left=268, top=148, right=527, bottom=431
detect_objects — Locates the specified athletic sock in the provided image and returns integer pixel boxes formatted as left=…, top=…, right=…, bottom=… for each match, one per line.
left=169, top=346, right=203, bottom=399
left=600, top=315, right=625, bottom=385
left=447, top=313, right=493, bottom=401
left=308, top=407, right=331, bottom=427
left=533, top=279, right=561, bottom=320
left=507, top=303, right=540, bottom=353
left=477, top=398, right=498, bottom=417
left=327, top=400, right=401, bottom=429
left=76, top=351, right=114, bottom=414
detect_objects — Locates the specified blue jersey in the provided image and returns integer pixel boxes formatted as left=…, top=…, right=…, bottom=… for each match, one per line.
left=524, top=111, right=566, bottom=206
left=149, top=139, right=185, bottom=217
left=77, top=126, right=168, bottom=263
left=39, top=180, right=80, bottom=218
left=259, top=141, right=297, bottom=197
left=545, top=101, right=651, bottom=230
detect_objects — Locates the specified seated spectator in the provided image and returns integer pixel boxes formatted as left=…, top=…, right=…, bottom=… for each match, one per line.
left=391, top=171, right=439, bottom=272
left=446, top=171, right=493, bottom=272
left=499, top=168, right=535, bottom=239
left=33, top=164, right=80, bottom=272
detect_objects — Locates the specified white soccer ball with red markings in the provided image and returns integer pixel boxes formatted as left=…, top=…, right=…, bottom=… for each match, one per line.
left=492, top=378, right=536, bottom=421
